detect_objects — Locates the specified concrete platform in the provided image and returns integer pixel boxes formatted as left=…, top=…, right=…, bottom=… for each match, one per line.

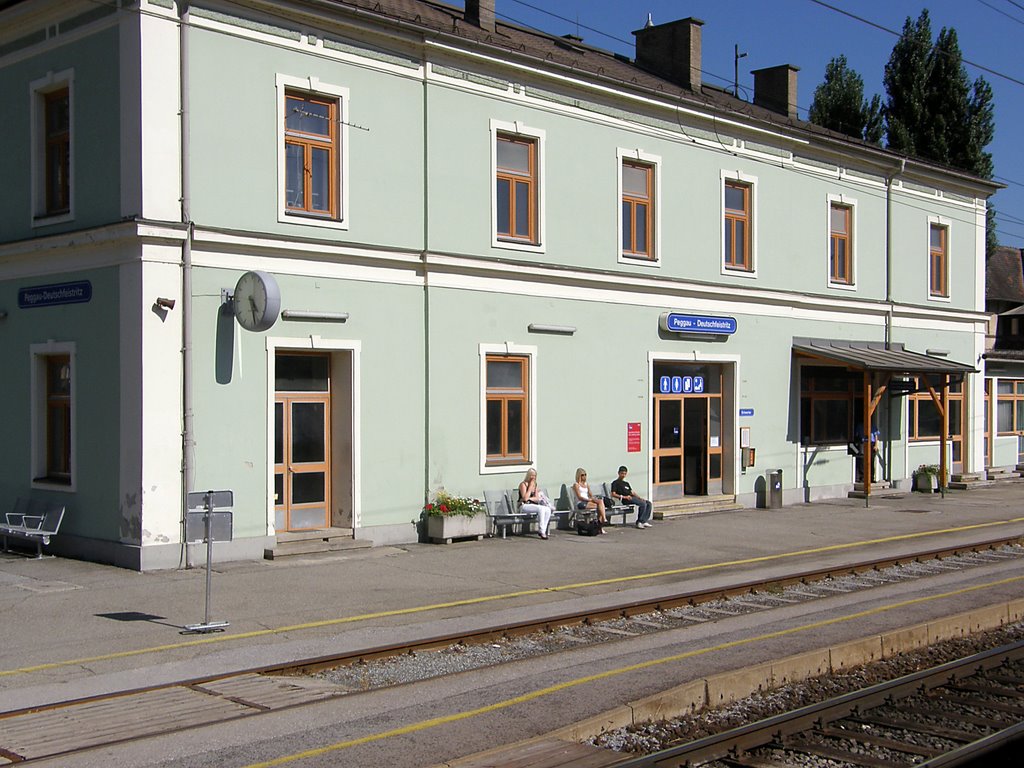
left=2, top=485, right=1023, bottom=714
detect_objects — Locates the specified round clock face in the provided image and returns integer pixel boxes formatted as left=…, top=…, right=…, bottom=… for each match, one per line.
left=233, top=271, right=281, bottom=332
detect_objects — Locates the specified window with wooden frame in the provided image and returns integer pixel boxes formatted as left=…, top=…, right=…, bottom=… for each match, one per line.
left=929, top=222, right=949, bottom=297
left=31, top=343, right=75, bottom=489
left=829, top=202, right=852, bottom=285
left=44, top=355, right=72, bottom=482
left=485, top=355, right=529, bottom=463
left=284, top=90, right=337, bottom=217
left=495, top=134, right=537, bottom=243
left=723, top=180, right=752, bottom=271
left=995, top=379, right=1024, bottom=434
left=622, top=159, right=654, bottom=259
left=908, top=375, right=964, bottom=461
left=44, top=88, right=70, bottom=216
left=799, top=366, right=863, bottom=445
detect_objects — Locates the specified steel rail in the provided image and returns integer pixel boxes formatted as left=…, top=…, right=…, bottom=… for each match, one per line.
left=608, top=640, right=1024, bottom=767
left=1, top=534, right=1020, bottom=723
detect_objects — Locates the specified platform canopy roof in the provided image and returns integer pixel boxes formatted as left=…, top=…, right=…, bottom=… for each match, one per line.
left=793, top=338, right=976, bottom=376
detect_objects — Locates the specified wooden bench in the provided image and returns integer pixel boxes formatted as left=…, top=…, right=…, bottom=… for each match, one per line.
left=1, top=498, right=66, bottom=559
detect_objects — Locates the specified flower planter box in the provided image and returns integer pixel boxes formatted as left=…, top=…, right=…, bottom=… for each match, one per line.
left=914, top=473, right=939, bottom=492
left=427, top=514, right=487, bottom=544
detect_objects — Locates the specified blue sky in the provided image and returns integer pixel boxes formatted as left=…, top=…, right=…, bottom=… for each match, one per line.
left=492, top=1, right=1024, bottom=249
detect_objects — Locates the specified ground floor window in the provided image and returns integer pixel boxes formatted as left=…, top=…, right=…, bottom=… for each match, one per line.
left=484, top=354, right=529, bottom=464
left=31, top=342, right=75, bottom=488
left=908, top=374, right=964, bottom=462
left=799, top=366, right=863, bottom=445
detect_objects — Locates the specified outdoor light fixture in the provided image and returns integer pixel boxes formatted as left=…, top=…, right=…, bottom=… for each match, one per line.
left=926, top=348, right=949, bottom=356
left=155, top=297, right=176, bottom=310
left=527, top=323, right=576, bottom=335
left=281, top=310, right=349, bottom=322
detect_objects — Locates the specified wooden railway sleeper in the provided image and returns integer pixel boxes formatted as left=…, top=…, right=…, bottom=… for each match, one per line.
left=931, top=691, right=1024, bottom=716
left=815, top=724, right=945, bottom=757
left=896, top=701, right=1008, bottom=730
left=844, top=712, right=976, bottom=743
left=780, top=738, right=898, bottom=768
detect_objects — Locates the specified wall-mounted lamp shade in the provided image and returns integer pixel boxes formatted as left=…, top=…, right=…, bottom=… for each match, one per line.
left=155, top=297, right=176, bottom=310
left=926, top=349, right=950, bottom=357
left=281, top=310, right=350, bottom=322
left=527, top=323, right=576, bottom=335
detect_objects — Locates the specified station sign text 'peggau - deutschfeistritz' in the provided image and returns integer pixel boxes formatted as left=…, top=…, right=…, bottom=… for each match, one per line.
left=18, top=280, right=92, bottom=309
left=659, top=312, right=737, bottom=335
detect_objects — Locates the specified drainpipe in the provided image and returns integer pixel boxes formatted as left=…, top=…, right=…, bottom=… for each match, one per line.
left=884, top=157, right=906, bottom=485
left=421, top=38, right=430, bottom=527
left=179, top=2, right=195, bottom=566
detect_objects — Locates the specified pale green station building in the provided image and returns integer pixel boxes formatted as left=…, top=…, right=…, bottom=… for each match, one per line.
left=0, top=0, right=1000, bottom=569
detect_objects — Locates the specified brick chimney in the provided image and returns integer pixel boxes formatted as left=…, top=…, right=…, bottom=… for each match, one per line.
left=632, top=17, right=703, bottom=92
left=464, top=0, right=495, bottom=33
left=751, top=64, right=800, bottom=119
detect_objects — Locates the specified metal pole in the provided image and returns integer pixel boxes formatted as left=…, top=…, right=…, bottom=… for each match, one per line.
left=203, top=496, right=213, bottom=626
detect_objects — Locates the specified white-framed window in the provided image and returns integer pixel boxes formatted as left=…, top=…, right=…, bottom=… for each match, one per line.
left=480, top=342, right=537, bottom=474
left=827, top=194, right=857, bottom=289
left=721, top=169, right=757, bottom=277
left=30, top=69, right=75, bottom=227
left=927, top=215, right=951, bottom=301
left=618, top=148, right=661, bottom=266
left=276, top=74, right=349, bottom=230
left=490, top=119, right=545, bottom=252
left=30, top=341, right=76, bottom=491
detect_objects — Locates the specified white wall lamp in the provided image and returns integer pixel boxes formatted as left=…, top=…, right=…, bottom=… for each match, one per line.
left=281, top=310, right=349, bottom=323
left=528, top=323, right=575, bottom=335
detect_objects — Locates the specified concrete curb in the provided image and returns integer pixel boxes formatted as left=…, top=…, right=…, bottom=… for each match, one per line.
left=437, top=597, right=1024, bottom=766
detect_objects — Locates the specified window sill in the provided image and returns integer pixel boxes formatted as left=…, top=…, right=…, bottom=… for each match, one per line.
left=278, top=211, right=348, bottom=231
left=32, top=210, right=74, bottom=228
left=493, top=237, right=544, bottom=254
left=31, top=477, right=75, bottom=492
left=722, top=265, right=757, bottom=278
left=620, top=253, right=660, bottom=267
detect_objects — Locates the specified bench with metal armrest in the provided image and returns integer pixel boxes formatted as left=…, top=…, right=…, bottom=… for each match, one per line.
left=1, top=498, right=66, bottom=559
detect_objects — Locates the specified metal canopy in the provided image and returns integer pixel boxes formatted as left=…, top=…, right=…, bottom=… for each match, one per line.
left=794, top=338, right=975, bottom=503
left=793, top=337, right=976, bottom=375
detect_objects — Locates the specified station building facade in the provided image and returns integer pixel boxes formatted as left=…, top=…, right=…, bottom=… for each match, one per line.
left=0, top=0, right=999, bottom=569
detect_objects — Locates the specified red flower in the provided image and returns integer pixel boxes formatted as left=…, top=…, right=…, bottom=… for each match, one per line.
left=440, top=504, right=449, bottom=513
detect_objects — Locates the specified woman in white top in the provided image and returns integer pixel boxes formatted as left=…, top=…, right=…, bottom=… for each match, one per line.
left=572, top=467, right=607, bottom=533
left=519, top=468, right=553, bottom=540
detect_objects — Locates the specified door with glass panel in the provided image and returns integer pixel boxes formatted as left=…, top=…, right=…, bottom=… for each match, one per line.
left=651, top=363, right=723, bottom=501
left=275, top=354, right=331, bottom=531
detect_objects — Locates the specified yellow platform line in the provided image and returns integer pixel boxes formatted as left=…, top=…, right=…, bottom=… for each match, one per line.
left=2, top=516, right=1022, bottom=677
left=242, top=574, right=1024, bottom=767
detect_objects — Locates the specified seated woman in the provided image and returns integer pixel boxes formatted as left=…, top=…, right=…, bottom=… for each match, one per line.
left=519, top=468, right=553, bottom=540
left=572, top=467, right=607, bottom=533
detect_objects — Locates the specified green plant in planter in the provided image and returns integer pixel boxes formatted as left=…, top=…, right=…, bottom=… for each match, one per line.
left=423, top=490, right=485, bottom=518
left=916, top=464, right=941, bottom=478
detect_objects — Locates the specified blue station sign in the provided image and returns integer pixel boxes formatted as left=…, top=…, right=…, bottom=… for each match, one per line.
left=739, top=408, right=755, bottom=417
left=18, top=280, right=92, bottom=309
left=659, top=312, right=737, bottom=335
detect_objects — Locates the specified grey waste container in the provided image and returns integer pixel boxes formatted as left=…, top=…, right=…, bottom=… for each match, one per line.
left=768, top=469, right=783, bottom=509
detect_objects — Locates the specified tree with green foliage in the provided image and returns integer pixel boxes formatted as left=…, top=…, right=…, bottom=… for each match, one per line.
left=808, top=55, right=883, bottom=144
left=883, top=10, right=997, bottom=252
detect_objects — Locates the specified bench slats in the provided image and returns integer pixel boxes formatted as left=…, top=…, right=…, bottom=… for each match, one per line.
left=1, top=499, right=65, bottom=558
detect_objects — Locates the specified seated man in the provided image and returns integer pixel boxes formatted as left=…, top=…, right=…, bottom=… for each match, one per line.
left=610, top=465, right=653, bottom=528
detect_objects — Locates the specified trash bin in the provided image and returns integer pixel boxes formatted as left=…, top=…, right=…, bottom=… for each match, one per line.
left=768, top=469, right=783, bottom=509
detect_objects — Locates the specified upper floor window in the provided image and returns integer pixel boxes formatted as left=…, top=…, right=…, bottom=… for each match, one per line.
left=929, top=221, right=949, bottom=298
left=829, top=203, right=853, bottom=285
left=276, top=75, right=349, bottom=229
left=31, top=70, right=74, bottom=225
left=620, top=154, right=659, bottom=263
left=723, top=176, right=754, bottom=272
left=491, top=120, right=544, bottom=251
left=285, top=91, right=337, bottom=217
left=496, top=134, right=536, bottom=243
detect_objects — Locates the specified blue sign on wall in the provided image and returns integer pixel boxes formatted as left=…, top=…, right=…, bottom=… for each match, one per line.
left=694, top=376, right=704, bottom=393
left=660, top=312, right=737, bottom=335
left=18, top=280, right=92, bottom=309
left=659, top=376, right=671, bottom=393
left=739, top=408, right=755, bottom=417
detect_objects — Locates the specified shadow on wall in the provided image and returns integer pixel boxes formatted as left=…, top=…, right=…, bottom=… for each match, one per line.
left=215, top=305, right=235, bottom=384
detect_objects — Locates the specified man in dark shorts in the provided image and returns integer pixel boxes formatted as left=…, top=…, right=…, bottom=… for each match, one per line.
left=610, top=465, right=653, bottom=528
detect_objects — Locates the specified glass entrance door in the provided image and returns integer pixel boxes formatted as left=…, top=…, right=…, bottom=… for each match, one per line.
left=652, top=362, right=723, bottom=501
left=275, top=354, right=331, bottom=531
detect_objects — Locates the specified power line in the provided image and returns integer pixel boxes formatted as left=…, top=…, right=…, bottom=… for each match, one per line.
left=976, top=0, right=1024, bottom=27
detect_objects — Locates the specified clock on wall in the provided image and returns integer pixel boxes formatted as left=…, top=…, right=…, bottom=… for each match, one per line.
left=232, top=270, right=281, bottom=332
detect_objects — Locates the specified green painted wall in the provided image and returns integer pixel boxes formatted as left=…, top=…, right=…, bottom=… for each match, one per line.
left=0, top=26, right=121, bottom=243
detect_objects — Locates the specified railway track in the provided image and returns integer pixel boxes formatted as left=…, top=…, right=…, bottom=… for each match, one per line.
left=0, top=537, right=1021, bottom=764
left=611, top=639, right=1024, bottom=767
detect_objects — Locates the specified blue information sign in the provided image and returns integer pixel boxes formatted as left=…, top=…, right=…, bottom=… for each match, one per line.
left=18, top=280, right=92, bottom=309
left=660, top=313, right=737, bottom=335
left=739, top=408, right=755, bottom=417
left=694, top=376, right=704, bottom=393
left=671, top=376, right=683, bottom=394
left=659, top=376, right=671, bottom=394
